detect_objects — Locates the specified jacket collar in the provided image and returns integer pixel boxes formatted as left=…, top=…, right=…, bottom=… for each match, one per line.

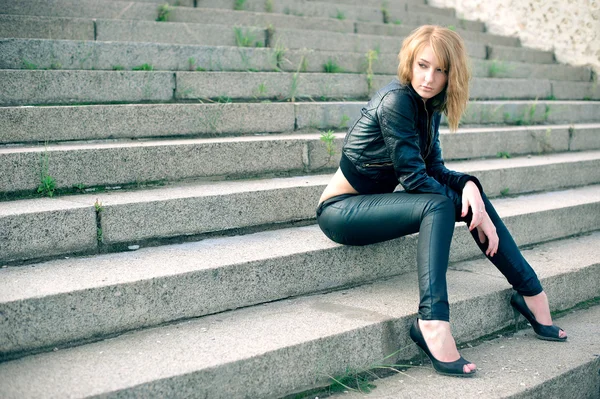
left=406, top=81, right=446, bottom=113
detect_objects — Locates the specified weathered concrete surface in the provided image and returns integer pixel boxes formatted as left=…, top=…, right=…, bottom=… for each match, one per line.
left=295, top=101, right=365, bottom=130
left=570, top=124, right=600, bottom=151
left=305, top=0, right=425, bottom=7
left=272, top=28, right=487, bottom=58
left=489, top=44, right=556, bottom=64
left=96, top=19, right=267, bottom=47
left=453, top=151, right=600, bottom=198
left=0, top=198, right=97, bottom=263
left=93, top=177, right=329, bottom=243
left=296, top=101, right=600, bottom=129
left=1, top=38, right=591, bottom=83
left=176, top=71, right=368, bottom=100
left=471, top=58, right=592, bottom=81
left=355, top=21, right=519, bottom=47
left=439, top=125, right=572, bottom=158
left=468, top=78, right=552, bottom=100
left=1, top=166, right=586, bottom=249
left=197, top=0, right=383, bottom=23
left=0, top=103, right=294, bottom=143
left=0, top=39, right=279, bottom=72
left=344, top=304, right=600, bottom=398
left=384, top=7, right=484, bottom=31
left=112, top=0, right=193, bottom=5
left=0, top=231, right=597, bottom=397
left=0, top=15, right=94, bottom=40
left=170, top=7, right=354, bottom=33
left=0, top=0, right=156, bottom=20
left=2, top=130, right=599, bottom=194
left=0, top=137, right=312, bottom=192
left=459, top=101, right=600, bottom=125
left=0, top=70, right=174, bottom=106
left=552, top=81, right=600, bottom=100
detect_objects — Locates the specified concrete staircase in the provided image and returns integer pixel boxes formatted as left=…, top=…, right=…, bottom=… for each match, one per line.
left=0, top=0, right=599, bottom=397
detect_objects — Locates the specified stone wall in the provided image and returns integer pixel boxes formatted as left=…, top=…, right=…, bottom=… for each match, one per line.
left=428, top=0, right=600, bottom=76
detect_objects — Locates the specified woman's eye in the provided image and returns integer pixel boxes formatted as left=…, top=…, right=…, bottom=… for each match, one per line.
left=419, top=63, right=426, bottom=68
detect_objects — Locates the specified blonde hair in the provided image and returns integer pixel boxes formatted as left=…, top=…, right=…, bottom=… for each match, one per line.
left=397, top=25, right=471, bottom=132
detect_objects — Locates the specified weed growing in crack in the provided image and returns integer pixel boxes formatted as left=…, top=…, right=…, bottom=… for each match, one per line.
left=156, top=3, right=172, bottom=22
left=23, top=60, right=38, bottom=70
left=323, top=59, right=343, bottom=73
left=381, top=2, right=390, bottom=24
left=234, top=0, right=247, bottom=11
left=488, top=59, right=510, bottom=78
left=234, top=27, right=261, bottom=47
left=37, top=145, right=56, bottom=198
left=132, top=63, right=154, bottom=71
left=265, top=0, right=273, bottom=12
left=366, top=49, right=379, bottom=92
left=272, top=40, right=288, bottom=70
left=340, top=114, right=350, bottom=128
left=288, top=54, right=307, bottom=102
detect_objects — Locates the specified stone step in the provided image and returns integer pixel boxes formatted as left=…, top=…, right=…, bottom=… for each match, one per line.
left=1, top=125, right=599, bottom=195
left=0, top=0, right=157, bottom=21
left=340, top=303, right=600, bottom=399
left=353, top=21, right=519, bottom=47
left=0, top=0, right=483, bottom=33
left=2, top=156, right=600, bottom=263
left=1, top=101, right=599, bottom=145
left=0, top=69, right=175, bottom=106
left=105, top=0, right=194, bottom=5
left=0, top=14, right=539, bottom=63
left=4, top=70, right=597, bottom=106
left=0, top=9, right=517, bottom=49
left=307, top=0, right=425, bottom=7
left=0, top=102, right=295, bottom=143
left=3, top=38, right=588, bottom=81
left=195, top=0, right=484, bottom=31
left=0, top=231, right=598, bottom=396
left=0, top=15, right=553, bottom=65
left=0, top=15, right=95, bottom=41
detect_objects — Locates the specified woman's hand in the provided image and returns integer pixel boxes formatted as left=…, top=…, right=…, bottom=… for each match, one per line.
left=475, top=213, right=499, bottom=257
left=461, top=181, right=485, bottom=230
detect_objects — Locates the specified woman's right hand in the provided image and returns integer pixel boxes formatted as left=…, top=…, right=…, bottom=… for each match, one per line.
left=475, top=213, right=499, bottom=257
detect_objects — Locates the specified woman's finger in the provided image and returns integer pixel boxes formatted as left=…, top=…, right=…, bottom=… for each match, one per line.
left=461, top=197, right=469, bottom=217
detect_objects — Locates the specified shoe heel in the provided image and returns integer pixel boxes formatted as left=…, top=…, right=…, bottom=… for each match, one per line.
left=418, top=347, right=425, bottom=365
left=512, top=307, right=521, bottom=333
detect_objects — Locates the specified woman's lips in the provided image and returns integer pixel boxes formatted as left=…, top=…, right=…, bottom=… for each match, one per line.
left=421, top=86, right=433, bottom=91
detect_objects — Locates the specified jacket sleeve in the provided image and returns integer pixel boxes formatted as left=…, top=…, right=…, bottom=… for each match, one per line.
left=425, top=113, right=484, bottom=194
left=377, top=90, right=464, bottom=209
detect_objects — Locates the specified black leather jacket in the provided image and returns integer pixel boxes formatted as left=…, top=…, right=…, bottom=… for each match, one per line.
left=340, top=78, right=481, bottom=214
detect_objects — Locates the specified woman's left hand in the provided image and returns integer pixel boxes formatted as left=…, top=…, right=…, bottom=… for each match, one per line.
left=461, top=180, right=485, bottom=231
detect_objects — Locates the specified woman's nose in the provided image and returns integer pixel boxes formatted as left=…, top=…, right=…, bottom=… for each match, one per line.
left=425, top=69, right=434, bottom=82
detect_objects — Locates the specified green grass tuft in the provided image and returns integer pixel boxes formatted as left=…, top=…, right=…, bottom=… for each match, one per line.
left=156, top=3, right=172, bottom=22
left=323, top=59, right=343, bottom=73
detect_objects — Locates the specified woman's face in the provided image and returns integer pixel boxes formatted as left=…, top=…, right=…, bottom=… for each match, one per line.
left=411, top=45, right=448, bottom=101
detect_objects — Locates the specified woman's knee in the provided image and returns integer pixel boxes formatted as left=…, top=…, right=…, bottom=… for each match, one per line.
left=422, top=194, right=455, bottom=218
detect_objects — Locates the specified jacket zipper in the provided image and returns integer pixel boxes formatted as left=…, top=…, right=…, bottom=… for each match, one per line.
left=364, top=161, right=393, bottom=167
left=423, top=106, right=433, bottom=159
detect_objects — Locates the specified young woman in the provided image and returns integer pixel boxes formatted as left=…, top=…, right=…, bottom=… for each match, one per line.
left=315, top=25, right=567, bottom=377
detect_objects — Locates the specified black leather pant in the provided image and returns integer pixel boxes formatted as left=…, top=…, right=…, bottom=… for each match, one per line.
left=316, top=191, right=543, bottom=321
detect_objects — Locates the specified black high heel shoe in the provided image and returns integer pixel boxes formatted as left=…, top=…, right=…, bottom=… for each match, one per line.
left=510, top=292, right=567, bottom=342
left=409, top=319, right=476, bottom=377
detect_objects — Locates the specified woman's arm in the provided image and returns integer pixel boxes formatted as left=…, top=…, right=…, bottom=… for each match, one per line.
left=425, top=113, right=483, bottom=194
left=378, top=91, right=464, bottom=211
